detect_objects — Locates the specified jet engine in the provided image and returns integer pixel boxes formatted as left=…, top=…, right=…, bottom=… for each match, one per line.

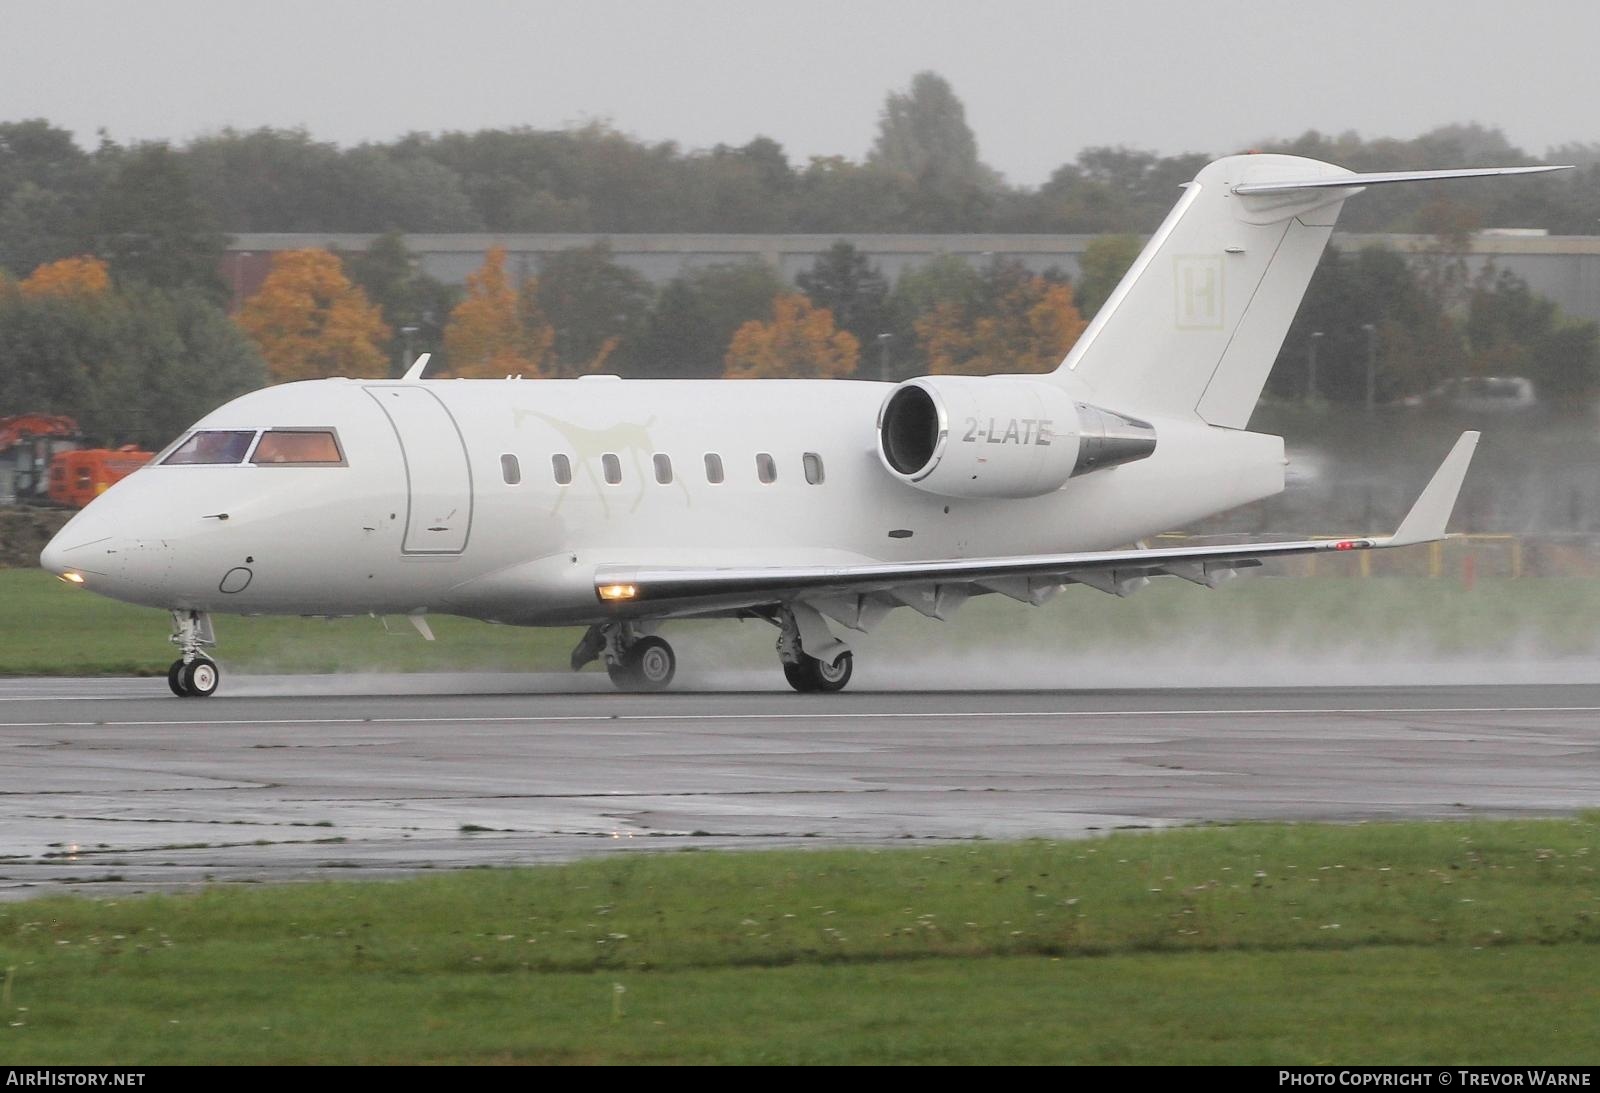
left=876, top=375, right=1157, bottom=499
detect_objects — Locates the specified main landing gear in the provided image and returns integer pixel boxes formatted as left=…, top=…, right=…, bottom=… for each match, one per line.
left=572, top=622, right=677, bottom=693
left=782, top=651, right=853, bottom=693
left=776, top=603, right=853, bottom=694
left=571, top=604, right=855, bottom=694
left=167, top=610, right=221, bottom=698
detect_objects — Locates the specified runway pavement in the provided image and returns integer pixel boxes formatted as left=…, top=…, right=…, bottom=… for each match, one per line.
left=2, top=673, right=1598, bottom=900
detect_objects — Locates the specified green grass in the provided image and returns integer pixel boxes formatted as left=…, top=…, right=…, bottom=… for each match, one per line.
left=8, top=566, right=1600, bottom=678
left=1, top=818, right=1598, bottom=1063
left=0, top=567, right=579, bottom=676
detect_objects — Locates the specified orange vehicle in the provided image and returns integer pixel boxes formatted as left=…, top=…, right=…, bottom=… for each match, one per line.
left=48, top=447, right=153, bottom=508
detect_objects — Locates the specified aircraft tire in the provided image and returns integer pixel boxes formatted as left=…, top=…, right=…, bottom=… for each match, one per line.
left=783, top=652, right=852, bottom=694
left=611, top=637, right=676, bottom=692
left=167, top=660, right=189, bottom=697
left=180, top=657, right=220, bottom=698
left=782, top=661, right=817, bottom=693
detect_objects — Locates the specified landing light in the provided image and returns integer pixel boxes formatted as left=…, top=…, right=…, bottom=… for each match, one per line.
left=58, top=572, right=85, bottom=585
left=597, top=583, right=638, bottom=602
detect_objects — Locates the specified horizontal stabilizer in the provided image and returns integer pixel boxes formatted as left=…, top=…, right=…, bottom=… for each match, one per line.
left=1234, top=165, right=1570, bottom=195
left=1383, top=431, right=1479, bottom=547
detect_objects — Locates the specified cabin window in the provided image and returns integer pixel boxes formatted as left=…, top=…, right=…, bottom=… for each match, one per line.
left=162, top=430, right=257, bottom=465
left=500, top=454, right=521, bottom=484
left=653, top=453, right=673, bottom=484
left=704, top=453, right=724, bottom=484
left=756, top=452, right=777, bottom=484
left=552, top=454, right=572, bottom=485
left=803, top=452, right=825, bottom=485
left=602, top=453, right=622, bottom=484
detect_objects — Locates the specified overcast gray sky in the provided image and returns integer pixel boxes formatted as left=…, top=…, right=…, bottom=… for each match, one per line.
left=4, top=0, right=1598, bottom=186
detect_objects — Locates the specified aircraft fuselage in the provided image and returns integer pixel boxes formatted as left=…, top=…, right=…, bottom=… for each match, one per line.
left=43, top=375, right=1285, bottom=626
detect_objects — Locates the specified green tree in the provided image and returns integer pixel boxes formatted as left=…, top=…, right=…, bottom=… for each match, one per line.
left=91, top=142, right=228, bottom=298
left=797, top=242, right=890, bottom=350
left=0, top=183, right=79, bottom=277
left=790, top=155, right=914, bottom=232
left=0, top=121, right=97, bottom=275
left=1074, top=234, right=1143, bottom=319
left=0, top=280, right=264, bottom=447
left=185, top=129, right=481, bottom=232
left=529, top=242, right=653, bottom=375
left=1033, top=148, right=1209, bottom=233
left=637, top=262, right=787, bottom=378
left=882, top=254, right=987, bottom=377
left=1467, top=268, right=1600, bottom=400
left=345, top=231, right=458, bottom=373
left=867, top=72, right=999, bottom=228
left=1273, top=245, right=1463, bottom=403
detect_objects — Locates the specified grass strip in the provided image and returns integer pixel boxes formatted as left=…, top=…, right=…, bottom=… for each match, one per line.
left=0, top=817, right=1596, bottom=1063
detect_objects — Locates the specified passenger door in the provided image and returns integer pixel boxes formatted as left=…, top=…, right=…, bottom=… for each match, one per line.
left=365, top=387, right=473, bottom=555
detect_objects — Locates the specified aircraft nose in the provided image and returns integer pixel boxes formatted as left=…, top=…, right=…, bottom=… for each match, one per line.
left=38, top=532, right=65, bottom=575
left=39, top=511, right=114, bottom=579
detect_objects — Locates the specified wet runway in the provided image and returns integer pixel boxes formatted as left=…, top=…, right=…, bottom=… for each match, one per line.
left=2, top=674, right=1598, bottom=900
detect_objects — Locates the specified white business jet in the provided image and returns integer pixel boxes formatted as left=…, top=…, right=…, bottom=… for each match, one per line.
left=39, top=155, right=1565, bottom=697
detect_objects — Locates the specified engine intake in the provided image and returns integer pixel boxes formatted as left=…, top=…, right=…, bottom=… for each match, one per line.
left=876, top=376, right=1156, bottom=499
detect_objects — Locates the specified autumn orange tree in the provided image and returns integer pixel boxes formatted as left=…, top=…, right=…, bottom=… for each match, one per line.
left=723, top=294, right=859, bottom=379
left=915, top=266, right=1085, bottom=375
left=18, top=256, right=111, bottom=299
left=236, top=249, right=390, bottom=381
left=442, top=246, right=553, bottom=377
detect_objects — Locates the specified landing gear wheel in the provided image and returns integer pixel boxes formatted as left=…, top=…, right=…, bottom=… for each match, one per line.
left=608, top=636, right=676, bottom=692
left=783, top=651, right=853, bottom=694
left=179, top=657, right=220, bottom=698
left=167, top=659, right=187, bottom=697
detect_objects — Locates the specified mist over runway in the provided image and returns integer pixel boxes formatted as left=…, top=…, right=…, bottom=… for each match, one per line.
left=1, top=675, right=1598, bottom=901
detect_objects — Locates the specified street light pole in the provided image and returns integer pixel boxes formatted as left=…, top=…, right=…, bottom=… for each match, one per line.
left=1362, top=323, right=1377, bottom=415
left=1307, top=331, right=1323, bottom=404
left=231, top=251, right=252, bottom=315
left=876, top=332, right=893, bottom=382
left=400, top=325, right=419, bottom=377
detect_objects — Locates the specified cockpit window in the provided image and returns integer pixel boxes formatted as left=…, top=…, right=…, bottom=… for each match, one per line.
left=251, top=430, right=344, bottom=465
left=162, top=430, right=257, bottom=465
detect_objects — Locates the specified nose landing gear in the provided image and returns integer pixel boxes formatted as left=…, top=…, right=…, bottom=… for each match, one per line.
left=167, top=610, right=221, bottom=698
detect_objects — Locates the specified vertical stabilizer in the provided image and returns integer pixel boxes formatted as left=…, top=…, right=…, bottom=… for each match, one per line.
left=1060, top=154, right=1359, bottom=428
left=1057, top=157, right=1568, bottom=429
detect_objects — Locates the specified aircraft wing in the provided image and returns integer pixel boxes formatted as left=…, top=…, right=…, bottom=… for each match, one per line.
left=593, top=432, right=1479, bottom=619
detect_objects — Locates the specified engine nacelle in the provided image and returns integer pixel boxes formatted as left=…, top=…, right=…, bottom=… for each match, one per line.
left=876, top=375, right=1157, bottom=499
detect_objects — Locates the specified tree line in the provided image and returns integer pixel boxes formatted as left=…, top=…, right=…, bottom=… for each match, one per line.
left=4, top=73, right=1600, bottom=276
left=2, top=70, right=1597, bottom=449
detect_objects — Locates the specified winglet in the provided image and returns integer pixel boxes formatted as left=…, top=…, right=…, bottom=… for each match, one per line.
left=400, top=353, right=432, bottom=381
left=1384, top=431, right=1480, bottom=547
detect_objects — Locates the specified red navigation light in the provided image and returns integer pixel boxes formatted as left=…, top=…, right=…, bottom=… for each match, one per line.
left=1334, top=540, right=1357, bottom=551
